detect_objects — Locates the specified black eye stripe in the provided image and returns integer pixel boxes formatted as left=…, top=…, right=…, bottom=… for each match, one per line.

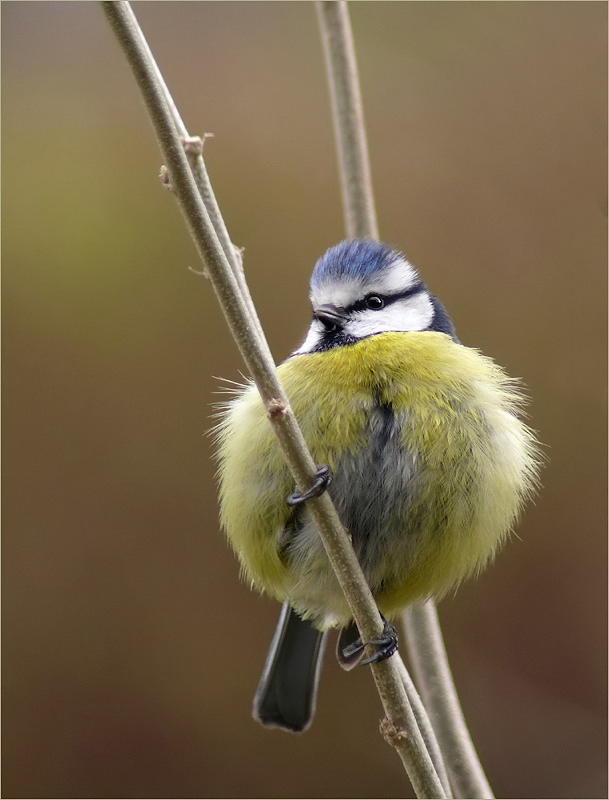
left=348, top=283, right=424, bottom=313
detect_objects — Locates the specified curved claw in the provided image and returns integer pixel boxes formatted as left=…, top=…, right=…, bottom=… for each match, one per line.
left=360, top=621, right=399, bottom=664
left=286, top=465, right=333, bottom=507
left=340, top=620, right=399, bottom=667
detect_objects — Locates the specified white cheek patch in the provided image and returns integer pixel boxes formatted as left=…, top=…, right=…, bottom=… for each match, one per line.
left=346, top=292, right=434, bottom=338
left=293, top=292, right=434, bottom=354
left=296, top=256, right=431, bottom=354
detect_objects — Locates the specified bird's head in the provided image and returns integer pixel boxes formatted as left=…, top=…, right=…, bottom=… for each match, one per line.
left=294, top=239, right=457, bottom=354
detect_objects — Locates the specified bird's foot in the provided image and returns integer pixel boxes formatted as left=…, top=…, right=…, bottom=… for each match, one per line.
left=286, top=465, right=332, bottom=507
left=341, top=619, right=399, bottom=666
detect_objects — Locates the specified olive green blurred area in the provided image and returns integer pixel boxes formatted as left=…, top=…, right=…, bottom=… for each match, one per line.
left=2, top=2, right=607, bottom=798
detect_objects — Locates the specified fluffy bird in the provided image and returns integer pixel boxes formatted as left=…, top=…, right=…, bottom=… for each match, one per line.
left=216, top=239, right=540, bottom=732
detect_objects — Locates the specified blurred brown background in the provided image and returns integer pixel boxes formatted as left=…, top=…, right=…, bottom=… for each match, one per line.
left=2, top=2, right=607, bottom=798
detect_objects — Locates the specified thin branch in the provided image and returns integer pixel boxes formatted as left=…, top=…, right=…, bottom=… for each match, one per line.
left=101, top=2, right=446, bottom=796
left=315, top=0, right=454, bottom=794
left=393, top=658, right=452, bottom=798
left=395, top=658, right=453, bottom=798
left=315, top=0, right=378, bottom=240
left=403, top=602, right=494, bottom=799
left=315, top=2, right=494, bottom=798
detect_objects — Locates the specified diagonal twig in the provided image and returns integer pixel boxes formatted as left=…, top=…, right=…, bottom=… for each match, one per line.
left=315, top=2, right=493, bottom=798
left=101, top=2, right=447, bottom=796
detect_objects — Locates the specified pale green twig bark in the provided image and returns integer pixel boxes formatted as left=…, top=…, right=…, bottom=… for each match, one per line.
left=101, top=2, right=446, bottom=796
left=316, top=3, right=452, bottom=796
left=315, top=0, right=378, bottom=240
left=394, top=657, right=453, bottom=798
left=404, top=602, right=494, bottom=799
left=315, top=2, right=494, bottom=798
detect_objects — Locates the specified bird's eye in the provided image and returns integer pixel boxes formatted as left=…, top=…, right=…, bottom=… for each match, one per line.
left=365, top=294, right=385, bottom=310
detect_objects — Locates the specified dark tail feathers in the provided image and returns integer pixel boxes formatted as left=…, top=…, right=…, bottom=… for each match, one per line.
left=253, top=601, right=327, bottom=732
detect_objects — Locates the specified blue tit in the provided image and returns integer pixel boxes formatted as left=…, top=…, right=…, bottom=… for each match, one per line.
left=215, top=239, right=540, bottom=733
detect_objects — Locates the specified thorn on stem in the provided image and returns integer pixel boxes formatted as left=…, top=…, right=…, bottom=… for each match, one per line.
left=181, top=133, right=214, bottom=157
left=181, top=134, right=203, bottom=156
left=379, top=717, right=409, bottom=747
left=159, top=165, right=173, bottom=191
left=188, top=265, right=210, bottom=279
left=267, top=398, right=287, bottom=420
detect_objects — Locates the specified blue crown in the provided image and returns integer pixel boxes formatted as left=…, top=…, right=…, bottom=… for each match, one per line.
left=311, top=239, right=400, bottom=287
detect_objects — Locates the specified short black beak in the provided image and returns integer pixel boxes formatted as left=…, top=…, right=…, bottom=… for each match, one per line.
left=314, top=304, right=347, bottom=331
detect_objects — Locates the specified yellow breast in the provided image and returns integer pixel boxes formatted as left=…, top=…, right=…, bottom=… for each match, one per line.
left=216, top=332, right=539, bottom=624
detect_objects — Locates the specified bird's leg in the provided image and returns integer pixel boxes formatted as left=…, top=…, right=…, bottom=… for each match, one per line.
left=286, top=465, right=333, bottom=507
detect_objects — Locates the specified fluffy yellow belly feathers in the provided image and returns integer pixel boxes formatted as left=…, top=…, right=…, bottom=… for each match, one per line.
left=217, top=331, right=538, bottom=627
